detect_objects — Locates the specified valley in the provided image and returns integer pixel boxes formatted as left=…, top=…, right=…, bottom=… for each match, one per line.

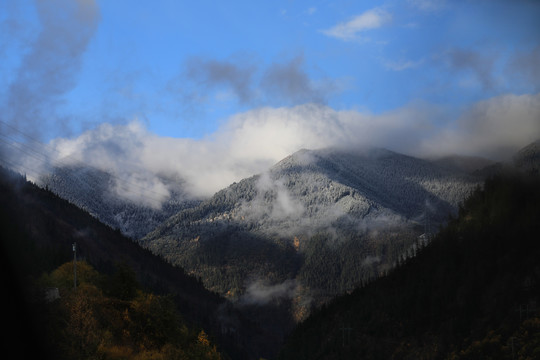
left=31, top=145, right=491, bottom=356
left=3, top=140, right=538, bottom=359
left=2, top=2, right=538, bottom=357
left=279, top=168, right=540, bottom=359
left=141, top=147, right=482, bottom=305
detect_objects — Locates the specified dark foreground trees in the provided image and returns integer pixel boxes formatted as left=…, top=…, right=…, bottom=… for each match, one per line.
left=279, top=173, right=540, bottom=359
left=38, top=261, right=223, bottom=360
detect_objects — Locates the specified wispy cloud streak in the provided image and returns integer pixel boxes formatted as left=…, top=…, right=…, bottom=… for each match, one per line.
left=321, top=8, right=391, bottom=41
left=2, top=0, right=100, bottom=139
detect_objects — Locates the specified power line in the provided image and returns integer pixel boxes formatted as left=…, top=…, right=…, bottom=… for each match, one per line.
left=0, top=157, right=43, bottom=180
left=339, top=325, right=353, bottom=347
left=0, top=137, right=51, bottom=165
left=73, top=242, right=77, bottom=290
left=1, top=119, right=173, bottom=197
left=1, top=119, right=170, bottom=194
left=0, top=121, right=174, bottom=205
left=1, top=118, right=146, bottom=172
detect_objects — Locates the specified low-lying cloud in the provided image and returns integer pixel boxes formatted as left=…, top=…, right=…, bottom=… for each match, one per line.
left=239, top=279, right=298, bottom=305
left=361, top=255, right=381, bottom=267
left=420, top=92, right=540, bottom=159
left=12, top=91, right=538, bottom=206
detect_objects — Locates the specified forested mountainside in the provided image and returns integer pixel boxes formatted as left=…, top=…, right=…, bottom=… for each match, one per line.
left=278, top=171, right=540, bottom=360
left=429, top=155, right=494, bottom=174
left=0, top=167, right=274, bottom=360
left=40, top=165, right=200, bottom=239
left=142, top=147, right=481, bottom=337
left=514, top=139, right=540, bottom=174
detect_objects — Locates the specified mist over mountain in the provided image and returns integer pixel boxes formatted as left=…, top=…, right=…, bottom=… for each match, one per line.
left=279, top=164, right=540, bottom=360
left=142, top=147, right=482, bottom=310
left=39, top=165, right=200, bottom=239
left=514, top=139, right=540, bottom=174
left=429, top=155, right=495, bottom=174
left=3, top=140, right=538, bottom=359
left=5, top=91, right=536, bottom=204
left=2, top=1, right=539, bottom=358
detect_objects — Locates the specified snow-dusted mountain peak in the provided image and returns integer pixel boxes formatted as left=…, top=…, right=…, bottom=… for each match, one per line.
left=142, top=146, right=483, bottom=308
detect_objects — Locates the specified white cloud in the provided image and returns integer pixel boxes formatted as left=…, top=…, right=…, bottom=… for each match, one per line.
left=241, top=171, right=306, bottom=224
left=19, top=92, right=538, bottom=205
left=41, top=103, right=431, bottom=199
left=321, top=8, right=391, bottom=41
left=420, top=92, right=540, bottom=159
left=2, top=0, right=100, bottom=139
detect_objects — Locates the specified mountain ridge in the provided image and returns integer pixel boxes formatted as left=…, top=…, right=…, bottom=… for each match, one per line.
left=4, top=140, right=538, bottom=359
left=142, top=146, right=482, bottom=308
left=514, top=138, right=540, bottom=174
left=39, top=165, right=201, bottom=239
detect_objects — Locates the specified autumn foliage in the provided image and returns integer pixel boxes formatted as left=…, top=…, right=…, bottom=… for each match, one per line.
left=39, top=261, right=222, bottom=360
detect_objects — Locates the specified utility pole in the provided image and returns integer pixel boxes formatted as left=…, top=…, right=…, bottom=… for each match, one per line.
left=73, top=242, right=77, bottom=289
left=511, top=337, right=515, bottom=360
left=424, top=202, right=431, bottom=240
left=340, top=326, right=353, bottom=347
left=515, top=304, right=533, bottom=322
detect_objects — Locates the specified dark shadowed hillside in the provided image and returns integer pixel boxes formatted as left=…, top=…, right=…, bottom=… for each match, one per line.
left=514, top=139, right=540, bottom=175
left=0, top=167, right=274, bottom=360
left=279, top=171, right=540, bottom=359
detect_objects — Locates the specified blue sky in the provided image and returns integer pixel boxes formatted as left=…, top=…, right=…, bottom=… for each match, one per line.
left=2, top=0, right=538, bottom=138
left=1, top=0, right=540, bottom=198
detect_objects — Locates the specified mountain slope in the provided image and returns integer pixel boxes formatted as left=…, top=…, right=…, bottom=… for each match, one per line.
left=514, top=139, right=540, bottom=174
left=39, top=165, right=200, bottom=239
left=278, top=171, right=540, bottom=359
left=0, top=167, right=273, bottom=360
left=429, top=155, right=494, bottom=174
left=143, top=147, right=481, bottom=307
